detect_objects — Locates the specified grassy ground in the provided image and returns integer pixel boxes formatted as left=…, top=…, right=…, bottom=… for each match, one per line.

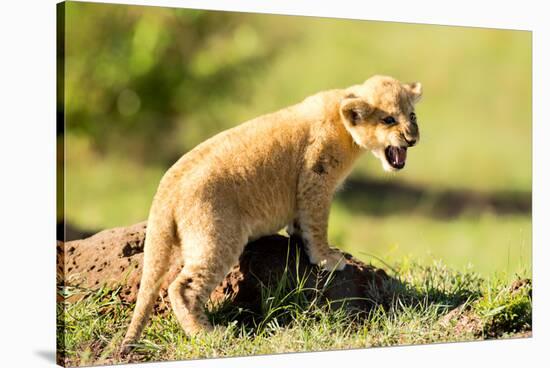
left=57, top=260, right=531, bottom=367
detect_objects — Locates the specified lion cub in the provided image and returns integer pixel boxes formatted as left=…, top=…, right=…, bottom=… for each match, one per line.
left=121, top=75, right=422, bottom=352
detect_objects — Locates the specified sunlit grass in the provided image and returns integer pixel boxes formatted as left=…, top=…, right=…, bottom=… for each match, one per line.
left=58, top=261, right=531, bottom=366
left=65, top=135, right=163, bottom=228
left=329, top=203, right=531, bottom=280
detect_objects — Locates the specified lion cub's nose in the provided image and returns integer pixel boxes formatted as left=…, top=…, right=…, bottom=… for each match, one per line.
left=405, top=138, right=417, bottom=147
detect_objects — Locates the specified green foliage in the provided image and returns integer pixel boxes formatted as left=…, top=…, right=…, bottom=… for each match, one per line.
left=63, top=2, right=287, bottom=164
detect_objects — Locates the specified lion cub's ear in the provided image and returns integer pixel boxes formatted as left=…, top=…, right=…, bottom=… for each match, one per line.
left=404, top=82, right=423, bottom=104
left=340, top=97, right=372, bottom=126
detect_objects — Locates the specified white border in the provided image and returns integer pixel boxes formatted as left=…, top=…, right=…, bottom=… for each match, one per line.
left=0, top=0, right=548, bottom=367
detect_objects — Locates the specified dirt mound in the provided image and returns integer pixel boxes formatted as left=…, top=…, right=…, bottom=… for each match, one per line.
left=57, top=222, right=397, bottom=315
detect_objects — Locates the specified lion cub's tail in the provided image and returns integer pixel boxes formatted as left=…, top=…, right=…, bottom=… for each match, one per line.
left=120, top=216, right=176, bottom=355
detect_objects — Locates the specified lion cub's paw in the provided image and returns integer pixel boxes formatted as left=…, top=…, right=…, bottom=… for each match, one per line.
left=318, top=249, right=347, bottom=272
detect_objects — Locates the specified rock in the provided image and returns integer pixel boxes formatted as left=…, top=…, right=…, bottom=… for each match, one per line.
left=57, top=222, right=397, bottom=316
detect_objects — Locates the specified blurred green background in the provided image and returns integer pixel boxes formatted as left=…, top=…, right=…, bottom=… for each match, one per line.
left=60, top=2, right=532, bottom=279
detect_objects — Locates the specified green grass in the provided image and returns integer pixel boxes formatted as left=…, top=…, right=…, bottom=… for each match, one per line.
left=57, top=261, right=531, bottom=366
left=64, top=136, right=164, bottom=227
left=329, top=204, right=532, bottom=280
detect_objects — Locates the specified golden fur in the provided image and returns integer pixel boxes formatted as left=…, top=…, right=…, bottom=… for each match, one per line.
left=120, top=75, right=422, bottom=353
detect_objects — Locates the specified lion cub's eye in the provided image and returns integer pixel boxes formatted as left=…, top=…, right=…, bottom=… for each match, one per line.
left=382, top=116, right=396, bottom=125
left=410, top=112, right=417, bottom=124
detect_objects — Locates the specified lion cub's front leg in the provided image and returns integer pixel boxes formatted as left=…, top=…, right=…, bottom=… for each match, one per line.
left=296, top=175, right=346, bottom=271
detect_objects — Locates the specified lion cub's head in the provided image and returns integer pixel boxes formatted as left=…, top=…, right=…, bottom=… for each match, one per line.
left=339, top=75, right=422, bottom=172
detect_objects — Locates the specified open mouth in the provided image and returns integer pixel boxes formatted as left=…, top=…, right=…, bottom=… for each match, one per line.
left=384, top=146, right=407, bottom=169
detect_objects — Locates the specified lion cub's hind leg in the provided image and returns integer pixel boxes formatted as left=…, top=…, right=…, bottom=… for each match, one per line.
left=168, top=230, right=246, bottom=336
